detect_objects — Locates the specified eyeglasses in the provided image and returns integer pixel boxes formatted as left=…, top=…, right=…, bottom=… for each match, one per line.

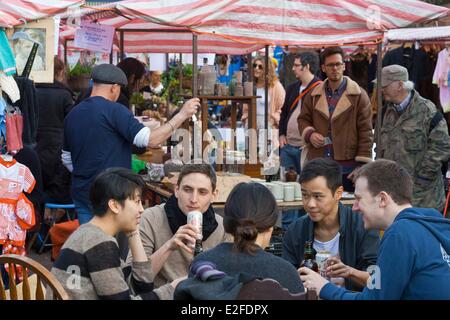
left=324, top=62, right=344, bottom=69
left=253, top=63, right=263, bottom=70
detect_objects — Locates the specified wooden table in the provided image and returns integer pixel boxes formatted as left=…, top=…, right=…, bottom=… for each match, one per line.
left=143, top=180, right=356, bottom=212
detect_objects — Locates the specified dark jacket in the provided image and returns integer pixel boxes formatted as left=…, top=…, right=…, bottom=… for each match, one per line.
left=12, top=77, right=39, bottom=146
left=282, top=202, right=380, bottom=290
left=279, top=76, right=321, bottom=138
left=382, top=45, right=429, bottom=90
left=35, top=81, right=74, bottom=198
left=174, top=272, right=256, bottom=300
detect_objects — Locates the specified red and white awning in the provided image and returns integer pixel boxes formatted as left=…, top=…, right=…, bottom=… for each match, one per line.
left=0, top=0, right=85, bottom=28
left=60, top=7, right=264, bottom=54
left=116, top=0, right=450, bottom=46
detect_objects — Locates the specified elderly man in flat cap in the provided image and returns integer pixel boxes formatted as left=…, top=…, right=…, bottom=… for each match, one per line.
left=63, top=64, right=200, bottom=225
left=377, top=64, right=450, bottom=212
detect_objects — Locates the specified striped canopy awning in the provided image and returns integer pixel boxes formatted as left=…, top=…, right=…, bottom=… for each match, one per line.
left=59, top=5, right=264, bottom=54
left=115, top=0, right=450, bottom=46
left=0, top=0, right=85, bottom=28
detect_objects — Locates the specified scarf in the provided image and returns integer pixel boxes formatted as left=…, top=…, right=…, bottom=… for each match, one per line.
left=165, top=195, right=218, bottom=241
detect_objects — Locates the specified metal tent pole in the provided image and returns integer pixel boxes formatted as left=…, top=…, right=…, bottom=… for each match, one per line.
left=375, top=42, right=383, bottom=159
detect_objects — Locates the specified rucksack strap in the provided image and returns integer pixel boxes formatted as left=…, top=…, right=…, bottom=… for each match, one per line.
left=429, top=111, right=444, bottom=134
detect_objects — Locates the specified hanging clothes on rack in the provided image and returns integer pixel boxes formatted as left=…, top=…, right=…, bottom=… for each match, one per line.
left=10, top=77, right=38, bottom=146
left=0, top=73, right=20, bottom=103
left=432, top=48, right=450, bottom=113
left=0, top=29, right=17, bottom=76
left=382, top=44, right=429, bottom=95
left=348, top=48, right=369, bottom=93
left=0, top=97, right=7, bottom=151
left=0, top=156, right=36, bottom=259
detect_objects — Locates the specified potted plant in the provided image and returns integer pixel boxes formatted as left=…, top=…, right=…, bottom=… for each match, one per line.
left=181, top=64, right=193, bottom=90
left=67, top=60, right=95, bottom=93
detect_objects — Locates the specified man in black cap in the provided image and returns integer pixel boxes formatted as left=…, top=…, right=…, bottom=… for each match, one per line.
left=62, top=64, right=200, bottom=225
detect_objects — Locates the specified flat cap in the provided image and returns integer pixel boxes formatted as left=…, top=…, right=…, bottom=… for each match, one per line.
left=91, top=64, right=128, bottom=86
left=380, top=65, right=408, bottom=87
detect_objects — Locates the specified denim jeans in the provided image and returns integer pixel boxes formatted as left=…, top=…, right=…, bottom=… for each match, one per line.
left=280, top=144, right=301, bottom=175
left=280, top=144, right=303, bottom=230
left=74, top=201, right=93, bottom=225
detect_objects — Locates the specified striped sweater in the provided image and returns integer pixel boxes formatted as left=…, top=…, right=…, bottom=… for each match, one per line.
left=50, top=223, right=160, bottom=300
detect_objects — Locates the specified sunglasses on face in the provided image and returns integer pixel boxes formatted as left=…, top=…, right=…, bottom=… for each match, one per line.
left=253, top=63, right=263, bottom=70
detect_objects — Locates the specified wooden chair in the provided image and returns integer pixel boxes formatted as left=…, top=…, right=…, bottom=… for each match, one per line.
left=0, top=254, right=68, bottom=300
left=236, top=278, right=317, bottom=300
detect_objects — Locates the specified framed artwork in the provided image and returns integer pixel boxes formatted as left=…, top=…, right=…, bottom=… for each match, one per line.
left=8, top=18, right=55, bottom=83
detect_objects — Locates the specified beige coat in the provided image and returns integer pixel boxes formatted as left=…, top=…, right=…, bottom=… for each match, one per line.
left=139, top=204, right=231, bottom=290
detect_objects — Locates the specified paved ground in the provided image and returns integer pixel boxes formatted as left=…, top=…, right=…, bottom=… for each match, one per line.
left=27, top=248, right=52, bottom=271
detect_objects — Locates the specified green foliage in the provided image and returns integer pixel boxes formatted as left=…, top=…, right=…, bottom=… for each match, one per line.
left=68, top=61, right=94, bottom=78
left=130, top=92, right=145, bottom=107
left=161, top=64, right=193, bottom=104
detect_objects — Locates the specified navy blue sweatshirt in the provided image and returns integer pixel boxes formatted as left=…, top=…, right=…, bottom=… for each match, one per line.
left=321, top=207, right=450, bottom=300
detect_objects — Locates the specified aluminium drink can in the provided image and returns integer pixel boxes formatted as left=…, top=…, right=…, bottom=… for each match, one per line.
left=187, top=210, right=203, bottom=240
left=316, top=251, right=332, bottom=279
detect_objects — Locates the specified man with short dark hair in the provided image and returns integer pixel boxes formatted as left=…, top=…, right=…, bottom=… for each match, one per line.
left=298, top=46, right=373, bottom=191
left=278, top=51, right=322, bottom=229
left=137, top=163, right=231, bottom=295
left=279, top=51, right=322, bottom=170
left=282, top=158, right=379, bottom=291
left=377, top=64, right=450, bottom=212
left=301, top=159, right=450, bottom=300
left=63, top=64, right=200, bottom=224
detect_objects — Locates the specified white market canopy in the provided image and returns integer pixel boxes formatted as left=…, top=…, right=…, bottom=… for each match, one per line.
left=386, top=25, right=450, bottom=42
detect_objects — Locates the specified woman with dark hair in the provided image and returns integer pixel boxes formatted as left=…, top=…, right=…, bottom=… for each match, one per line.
left=191, top=182, right=304, bottom=294
left=116, top=57, right=146, bottom=107
left=75, top=57, right=146, bottom=109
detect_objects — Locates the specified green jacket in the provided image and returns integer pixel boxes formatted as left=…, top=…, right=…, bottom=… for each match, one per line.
left=377, top=90, right=450, bottom=211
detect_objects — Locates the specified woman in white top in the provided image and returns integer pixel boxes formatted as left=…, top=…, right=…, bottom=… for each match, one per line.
left=242, top=57, right=285, bottom=130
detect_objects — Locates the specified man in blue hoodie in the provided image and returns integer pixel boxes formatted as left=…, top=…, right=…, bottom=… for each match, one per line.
left=300, top=159, right=450, bottom=299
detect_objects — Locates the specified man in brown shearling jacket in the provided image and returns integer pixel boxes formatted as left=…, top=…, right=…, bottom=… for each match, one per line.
left=298, top=46, right=373, bottom=191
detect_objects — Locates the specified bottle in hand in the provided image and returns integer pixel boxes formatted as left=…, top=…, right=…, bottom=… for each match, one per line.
left=300, top=241, right=318, bottom=272
left=193, top=239, right=203, bottom=256
left=187, top=210, right=203, bottom=256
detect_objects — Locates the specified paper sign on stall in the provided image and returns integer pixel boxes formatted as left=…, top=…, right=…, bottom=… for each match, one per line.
left=149, top=53, right=166, bottom=71
left=74, top=21, right=114, bottom=53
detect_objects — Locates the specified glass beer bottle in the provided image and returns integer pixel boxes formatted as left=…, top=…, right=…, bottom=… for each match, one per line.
left=300, top=241, right=318, bottom=272
left=193, top=239, right=203, bottom=257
